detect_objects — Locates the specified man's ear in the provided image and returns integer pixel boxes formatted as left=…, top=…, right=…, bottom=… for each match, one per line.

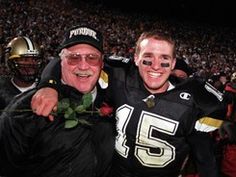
left=171, top=58, right=176, bottom=70
left=101, top=55, right=104, bottom=68
left=134, top=54, right=139, bottom=66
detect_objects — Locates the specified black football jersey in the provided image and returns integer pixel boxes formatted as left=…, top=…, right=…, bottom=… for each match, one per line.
left=107, top=66, right=225, bottom=177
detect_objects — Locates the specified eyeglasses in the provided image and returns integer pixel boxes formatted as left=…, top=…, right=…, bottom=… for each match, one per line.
left=60, top=49, right=102, bottom=66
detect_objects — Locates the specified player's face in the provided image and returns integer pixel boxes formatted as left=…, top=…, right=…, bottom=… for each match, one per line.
left=16, top=57, right=41, bottom=76
left=171, top=69, right=188, bottom=79
left=61, top=44, right=103, bottom=94
left=134, top=38, right=176, bottom=94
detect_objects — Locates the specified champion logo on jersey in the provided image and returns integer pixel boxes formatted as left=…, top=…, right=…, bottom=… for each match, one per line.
left=179, top=92, right=191, bottom=100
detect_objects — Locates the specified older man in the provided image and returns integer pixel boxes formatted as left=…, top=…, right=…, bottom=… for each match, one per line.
left=0, top=25, right=115, bottom=177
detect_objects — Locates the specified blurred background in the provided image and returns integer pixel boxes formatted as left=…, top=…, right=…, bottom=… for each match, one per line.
left=0, top=0, right=235, bottom=88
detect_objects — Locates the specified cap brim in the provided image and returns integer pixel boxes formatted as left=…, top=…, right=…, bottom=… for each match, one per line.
left=59, top=40, right=103, bottom=53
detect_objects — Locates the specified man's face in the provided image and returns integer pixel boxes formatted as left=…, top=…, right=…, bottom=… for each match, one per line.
left=134, top=38, right=176, bottom=94
left=61, top=44, right=103, bottom=94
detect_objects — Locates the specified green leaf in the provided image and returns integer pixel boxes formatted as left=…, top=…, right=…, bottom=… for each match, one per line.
left=68, top=111, right=76, bottom=120
left=82, top=93, right=92, bottom=108
left=70, top=101, right=78, bottom=109
left=78, top=119, right=92, bottom=126
left=65, top=119, right=78, bottom=128
left=64, top=107, right=74, bottom=119
left=75, top=105, right=85, bottom=113
left=54, top=95, right=97, bottom=129
left=57, top=98, right=70, bottom=113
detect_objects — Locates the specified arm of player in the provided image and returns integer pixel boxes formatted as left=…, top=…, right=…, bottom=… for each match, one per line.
left=195, top=117, right=236, bottom=142
left=37, top=58, right=62, bottom=90
left=187, top=131, right=220, bottom=177
left=218, top=121, right=236, bottom=142
left=31, top=58, right=61, bottom=121
left=31, top=88, right=58, bottom=121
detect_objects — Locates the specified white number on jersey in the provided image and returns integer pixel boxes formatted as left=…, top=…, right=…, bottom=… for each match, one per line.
left=115, top=104, right=179, bottom=168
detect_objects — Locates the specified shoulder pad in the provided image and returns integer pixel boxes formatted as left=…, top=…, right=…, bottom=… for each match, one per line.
left=204, top=81, right=224, bottom=101
left=104, top=55, right=132, bottom=67
left=98, top=70, right=108, bottom=89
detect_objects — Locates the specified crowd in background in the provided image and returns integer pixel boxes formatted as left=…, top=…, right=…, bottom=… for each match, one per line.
left=0, top=0, right=236, bottom=85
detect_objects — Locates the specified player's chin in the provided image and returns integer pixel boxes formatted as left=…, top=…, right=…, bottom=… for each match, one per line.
left=145, top=76, right=162, bottom=84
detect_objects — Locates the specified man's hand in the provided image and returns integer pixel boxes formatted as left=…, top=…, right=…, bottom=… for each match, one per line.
left=219, top=121, right=236, bottom=142
left=31, top=87, right=58, bottom=121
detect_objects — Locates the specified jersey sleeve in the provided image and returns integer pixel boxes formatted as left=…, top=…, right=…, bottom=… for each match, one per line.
left=37, top=58, right=62, bottom=91
left=187, top=131, right=219, bottom=177
left=185, top=78, right=227, bottom=132
left=194, top=80, right=226, bottom=118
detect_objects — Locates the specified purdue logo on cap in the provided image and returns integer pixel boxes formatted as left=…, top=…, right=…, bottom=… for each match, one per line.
left=69, top=27, right=99, bottom=41
left=60, top=25, right=103, bottom=52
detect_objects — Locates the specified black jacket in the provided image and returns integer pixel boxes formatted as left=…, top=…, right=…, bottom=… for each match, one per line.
left=0, top=84, right=115, bottom=177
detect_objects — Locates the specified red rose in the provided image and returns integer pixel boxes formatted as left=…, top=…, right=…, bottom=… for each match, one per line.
left=99, top=103, right=113, bottom=117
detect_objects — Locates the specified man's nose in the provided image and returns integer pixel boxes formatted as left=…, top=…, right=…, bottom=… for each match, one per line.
left=151, top=58, right=162, bottom=69
left=78, top=58, right=90, bottom=69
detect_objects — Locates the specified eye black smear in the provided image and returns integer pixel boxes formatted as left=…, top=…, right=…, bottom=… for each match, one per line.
left=161, top=63, right=170, bottom=67
left=142, top=60, right=152, bottom=66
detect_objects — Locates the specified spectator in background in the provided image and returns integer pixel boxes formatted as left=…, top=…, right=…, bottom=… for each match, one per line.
left=220, top=72, right=236, bottom=177
left=208, top=72, right=229, bottom=93
left=0, top=36, right=44, bottom=110
left=224, top=72, right=236, bottom=121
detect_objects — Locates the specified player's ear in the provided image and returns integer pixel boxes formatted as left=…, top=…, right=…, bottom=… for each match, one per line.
left=171, top=57, right=176, bottom=70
